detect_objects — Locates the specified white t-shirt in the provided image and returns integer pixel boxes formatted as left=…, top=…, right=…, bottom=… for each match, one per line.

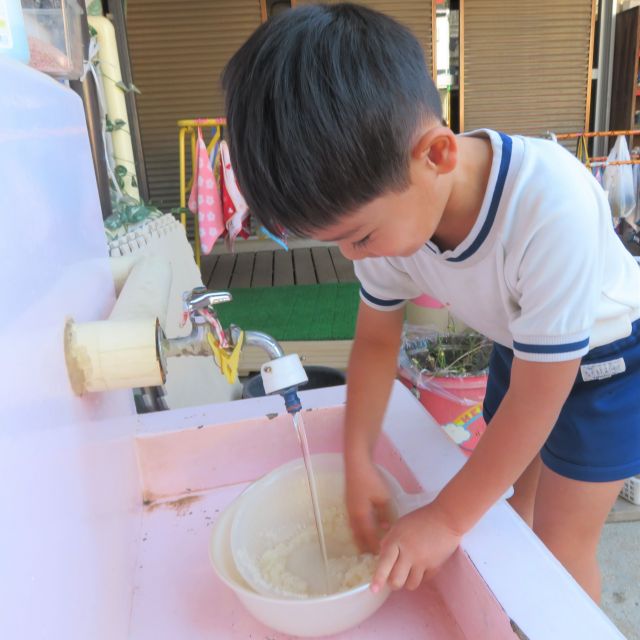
left=355, top=129, right=640, bottom=362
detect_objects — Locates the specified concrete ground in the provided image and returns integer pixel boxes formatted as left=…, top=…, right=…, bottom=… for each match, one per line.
left=598, top=499, right=640, bottom=640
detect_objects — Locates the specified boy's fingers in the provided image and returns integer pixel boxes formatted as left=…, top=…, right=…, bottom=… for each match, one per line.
left=374, top=499, right=394, bottom=531
left=350, top=506, right=380, bottom=553
left=371, top=543, right=400, bottom=593
left=387, top=554, right=412, bottom=591
left=405, top=566, right=425, bottom=591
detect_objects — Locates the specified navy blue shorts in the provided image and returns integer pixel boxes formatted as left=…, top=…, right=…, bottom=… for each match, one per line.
left=483, top=319, right=640, bottom=482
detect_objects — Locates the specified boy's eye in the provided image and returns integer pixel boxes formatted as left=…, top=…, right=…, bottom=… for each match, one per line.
left=352, top=234, right=371, bottom=249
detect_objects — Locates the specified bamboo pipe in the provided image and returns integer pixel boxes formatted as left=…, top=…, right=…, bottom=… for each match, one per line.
left=64, top=318, right=164, bottom=395
left=64, top=257, right=172, bottom=395
left=88, top=16, right=140, bottom=200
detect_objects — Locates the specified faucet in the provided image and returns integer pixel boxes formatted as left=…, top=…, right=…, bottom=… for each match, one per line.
left=64, top=284, right=308, bottom=412
left=161, top=286, right=284, bottom=361
left=230, top=325, right=284, bottom=360
left=162, top=287, right=308, bottom=412
left=161, top=287, right=233, bottom=359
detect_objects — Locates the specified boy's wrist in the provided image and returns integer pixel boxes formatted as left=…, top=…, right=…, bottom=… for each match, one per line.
left=431, top=491, right=475, bottom=538
left=344, top=419, right=379, bottom=460
left=344, top=435, right=374, bottom=464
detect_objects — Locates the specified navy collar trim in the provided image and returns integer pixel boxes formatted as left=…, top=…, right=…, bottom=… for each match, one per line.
left=360, top=287, right=405, bottom=307
left=445, top=132, right=513, bottom=263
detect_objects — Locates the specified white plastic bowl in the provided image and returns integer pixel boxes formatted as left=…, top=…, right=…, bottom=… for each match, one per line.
left=231, top=453, right=403, bottom=599
left=209, top=487, right=391, bottom=638
left=210, top=453, right=441, bottom=637
left=210, top=453, right=512, bottom=637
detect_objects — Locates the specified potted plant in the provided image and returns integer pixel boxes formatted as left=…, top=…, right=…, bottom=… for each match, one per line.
left=398, top=325, right=492, bottom=430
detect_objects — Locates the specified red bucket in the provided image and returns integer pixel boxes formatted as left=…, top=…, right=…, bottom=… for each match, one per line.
left=400, top=374, right=488, bottom=456
left=400, top=373, right=487, bottom=425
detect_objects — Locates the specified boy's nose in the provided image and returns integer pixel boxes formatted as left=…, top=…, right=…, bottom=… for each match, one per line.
left=338, top=244, right=356, bottom=261
left=338, top=241, right=364, bottom=261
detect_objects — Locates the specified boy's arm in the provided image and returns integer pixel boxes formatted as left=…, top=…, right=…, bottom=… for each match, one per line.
left=436, top=356, right=580, bottom=532
left=372, top=356, right=580, bottom=591
left=345, top=301, right=406, bottom=551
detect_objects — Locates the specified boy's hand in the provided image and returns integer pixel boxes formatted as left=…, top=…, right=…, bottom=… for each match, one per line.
left=345, top=454, right=394, bottom=554
left=371, top=502, right=462, bottom=593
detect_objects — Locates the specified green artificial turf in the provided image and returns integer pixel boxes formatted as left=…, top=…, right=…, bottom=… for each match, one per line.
left=215, top=283, right=360, bottom=341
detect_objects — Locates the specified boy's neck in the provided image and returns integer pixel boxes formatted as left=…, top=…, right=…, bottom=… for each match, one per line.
left=431, top=135, right=493, bottom=252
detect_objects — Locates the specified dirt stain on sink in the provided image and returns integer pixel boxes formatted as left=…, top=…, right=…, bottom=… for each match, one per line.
left=144, top=494, right=203, bottom=516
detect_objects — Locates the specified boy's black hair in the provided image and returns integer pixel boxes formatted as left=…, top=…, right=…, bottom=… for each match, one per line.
left=222, top=3, right=442, bottom=237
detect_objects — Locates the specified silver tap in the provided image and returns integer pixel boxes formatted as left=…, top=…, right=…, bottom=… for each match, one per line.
left=161, top=287, right=286, bottom=363
left=229, top=326, right=285, bottom=360
left=184, top=288, right=232, bottom=314
left=162, top=287, right=232, bottom=358
left=161, top=287, right=305, bottom=414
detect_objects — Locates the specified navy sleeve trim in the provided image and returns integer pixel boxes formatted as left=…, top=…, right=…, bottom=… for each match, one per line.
left=512, top=338, right=589, bottom=354
left=447, top=132, right=512, bottom=263
left=360, top=287, right=405, bottom=307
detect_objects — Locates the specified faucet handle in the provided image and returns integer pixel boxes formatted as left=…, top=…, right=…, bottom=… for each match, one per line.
left=183, top=287, right=232, bottom=314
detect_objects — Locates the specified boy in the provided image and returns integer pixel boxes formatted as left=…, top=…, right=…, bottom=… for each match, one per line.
left=223, top=4, right=640, bottom=602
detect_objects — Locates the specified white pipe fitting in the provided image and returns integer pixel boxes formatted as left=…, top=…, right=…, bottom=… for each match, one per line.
left=260, top=354, right=308, bottom=395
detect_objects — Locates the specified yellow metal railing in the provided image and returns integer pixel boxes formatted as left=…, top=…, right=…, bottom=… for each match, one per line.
left=178, top=118, right=227, bottom=267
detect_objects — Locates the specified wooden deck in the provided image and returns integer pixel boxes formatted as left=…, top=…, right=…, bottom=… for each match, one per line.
left=200, top=246, right=357, bottom=289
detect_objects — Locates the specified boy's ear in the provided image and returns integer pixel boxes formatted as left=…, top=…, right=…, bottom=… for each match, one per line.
left=411, top=127, right=457, bottom=175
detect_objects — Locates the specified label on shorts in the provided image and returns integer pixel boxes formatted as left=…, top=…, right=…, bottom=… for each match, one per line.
left=580, top=357, right=626, bottom=382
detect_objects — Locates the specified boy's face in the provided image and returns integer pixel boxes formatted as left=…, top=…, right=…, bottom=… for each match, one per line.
left=313, top=126, right=456, bottom=261
left=313, top=187, right=441, bottom=260
left=312, top=172, right=446, bottom=260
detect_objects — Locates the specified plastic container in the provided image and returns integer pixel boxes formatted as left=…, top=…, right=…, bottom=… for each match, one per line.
left=229, top=454, right=419, bottom=600
left=621, top=475, right=640, bottom=505
left=22, top=0, right=83, bottom=79
left=242, top=365, right=345, bottom=399
left=211, top=453, right=434, bottom=637
left=0, top=0, right=30, bottom=62
left=210, top=488, right=390, bottom=638
left=211, top=455, right=513, bottom=636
